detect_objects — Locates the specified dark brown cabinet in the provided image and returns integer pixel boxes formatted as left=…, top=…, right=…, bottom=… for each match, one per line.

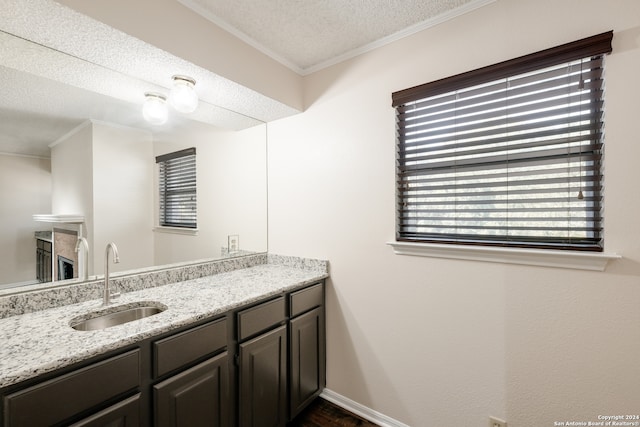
left=153, top=318, right=228, bottom=378
left=0, top=281, right=325, bottom=427
left=154, top=353, right=230, bottom=427
left=288, top=284, right=325, bottom=419
left=239, top=325, right=287, bottom=427
left=3, top=349, right=140, bottom=427
left=237, top=297, right=288, bottom=427
left=152, top=318, right=230, bottom=427
left=236, top=282, right=326, bottom=426
left=289, top=307, right=324, bottom=418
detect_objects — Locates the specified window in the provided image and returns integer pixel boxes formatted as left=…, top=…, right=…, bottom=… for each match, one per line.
left=156, top=147, right=197, bottom=229
left=393, top=31, right=612, bottom=252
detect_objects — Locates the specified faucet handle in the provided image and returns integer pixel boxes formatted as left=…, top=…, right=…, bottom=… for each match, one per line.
left=111, top=292, right=121, bottom=300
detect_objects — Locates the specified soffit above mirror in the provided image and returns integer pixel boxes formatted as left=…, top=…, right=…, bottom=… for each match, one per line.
left=0, top=0, right=300, bottom=157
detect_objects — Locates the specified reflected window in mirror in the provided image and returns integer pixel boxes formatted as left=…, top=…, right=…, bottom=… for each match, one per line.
left=156, top=147, right=197, bottom=229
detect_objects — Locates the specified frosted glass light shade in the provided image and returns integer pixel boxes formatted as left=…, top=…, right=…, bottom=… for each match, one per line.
left=169, top=75, right=198, bottom=113
left=143, top=93, right=168, bottom=125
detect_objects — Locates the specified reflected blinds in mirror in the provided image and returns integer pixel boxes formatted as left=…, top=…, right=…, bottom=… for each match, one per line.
left=156, top=148, right=197, bottom=228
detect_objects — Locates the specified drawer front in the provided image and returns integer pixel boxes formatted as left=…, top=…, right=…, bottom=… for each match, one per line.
left=290, top=283, right=323, bottom=317
left=154, top=317, right=227, bottom=378
left=237, top=297, right=285, bottom=341
left=4, top=349, right=140, bottom=427
left=69, top=393, right=140, bottom=427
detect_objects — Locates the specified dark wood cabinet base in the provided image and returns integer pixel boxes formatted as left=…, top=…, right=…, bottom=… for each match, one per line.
left=0, top=281, right=325, bottom=427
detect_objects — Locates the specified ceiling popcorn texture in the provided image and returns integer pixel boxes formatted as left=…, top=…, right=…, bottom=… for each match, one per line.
left=179, top=0, right=491, bottom=74
left=0, top=0, right=303, bottom=156
left=0, top=0, right=300, bottom=124
left=0, top=0, right=495, bottom=156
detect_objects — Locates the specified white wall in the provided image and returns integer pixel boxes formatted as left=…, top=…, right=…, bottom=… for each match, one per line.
left=268, top=0, right=640, bottom=425
left=153, top=123, right=267, bottom=264
left=91, top=121, right=154, bottom=275
left=50, top=119, right=264, bottom=274
left=50, top=121, right=154, bottom=275
left=50, top=122, right=93, bottom=219
left=50, top=121, right=94, bottom=275
left=0, top=154, right=51, bottom=285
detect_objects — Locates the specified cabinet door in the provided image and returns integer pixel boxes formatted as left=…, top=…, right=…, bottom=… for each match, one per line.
left=239, top=325, right=287, bottom=427
left=289, top=307, right=325, bottom=418
left=69, top=393, right=140, bottom=427
left=154, top=352, right=229, bottom=427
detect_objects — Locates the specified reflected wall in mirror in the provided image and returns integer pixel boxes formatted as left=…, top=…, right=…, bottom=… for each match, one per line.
left=0, top=154, right=52, bottom=287
left=0, top=22, right=268, bottom=291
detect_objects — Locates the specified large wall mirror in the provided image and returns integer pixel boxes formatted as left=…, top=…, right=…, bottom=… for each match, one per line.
left=0, top=12, right=270, bottom=293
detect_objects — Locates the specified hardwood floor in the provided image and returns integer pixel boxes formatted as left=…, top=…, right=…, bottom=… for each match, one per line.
left=288, top=398, right=379, bottom=427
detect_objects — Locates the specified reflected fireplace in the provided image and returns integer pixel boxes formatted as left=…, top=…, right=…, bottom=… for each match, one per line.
left=53, top=227, right=78, bottom=281
left=57, top=255, right=75, bottom=281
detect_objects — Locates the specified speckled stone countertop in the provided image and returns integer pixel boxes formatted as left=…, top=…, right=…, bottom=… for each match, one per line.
left=0, top=260, right=328, bottom=389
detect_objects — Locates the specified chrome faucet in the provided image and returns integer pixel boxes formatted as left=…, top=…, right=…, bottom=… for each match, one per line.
left=74, top=237, right=89, bottom=281
left=104, top=242, right=120, bottom=305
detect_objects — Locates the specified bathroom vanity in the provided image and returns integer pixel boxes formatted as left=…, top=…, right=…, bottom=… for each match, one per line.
left=0, top=255, right=327, bottom=427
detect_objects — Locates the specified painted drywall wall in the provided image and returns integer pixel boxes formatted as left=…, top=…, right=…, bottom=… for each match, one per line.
left=0, top=154, right=51, bottom=286
left=91, top=121, right=154, bottom=275
left=267, top=0, right=640, bottom=425
left=153, top=123, right=267, bottom=264
left=50, top=121, right=94, bottom=274
left=50, top=121, right=154, bottom=276
left=49, top=123, right=93, bottom=281
left=50, top=122, right=93, bottom=218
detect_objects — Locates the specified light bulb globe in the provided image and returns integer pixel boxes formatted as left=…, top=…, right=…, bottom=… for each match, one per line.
left=169, top=75, right=198, bottom=113
left=142, top=93, right=168, bottom=125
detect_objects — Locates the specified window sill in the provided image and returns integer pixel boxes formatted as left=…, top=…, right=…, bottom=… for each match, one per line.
left=386, top=241, right=621, bottom=271
left=153, top=226, right=198, bottom=236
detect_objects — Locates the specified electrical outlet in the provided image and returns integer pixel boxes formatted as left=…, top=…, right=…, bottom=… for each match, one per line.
left=489, top=416, right=507, bottom=427
left=228, top=234, right=239, bottom=253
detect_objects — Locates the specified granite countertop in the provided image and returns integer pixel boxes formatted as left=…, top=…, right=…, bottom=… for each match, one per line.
left=0, top=263, right=327, bottom=389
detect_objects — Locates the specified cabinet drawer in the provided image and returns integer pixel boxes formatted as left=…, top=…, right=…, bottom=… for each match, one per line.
left=154, top=317, right=227, bottom=378
left=4, top=349, right=140, bottom=427
left=237, top=297, right=285, bottom=341
left=290, top=283, right=323, bottom=317
left=69, top=393, right=140, bottom=427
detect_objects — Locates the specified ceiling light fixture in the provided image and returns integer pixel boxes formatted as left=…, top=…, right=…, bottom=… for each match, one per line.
left=169, top=75, right=198, bottom=113
left=142, top=92, right=168, bottom=125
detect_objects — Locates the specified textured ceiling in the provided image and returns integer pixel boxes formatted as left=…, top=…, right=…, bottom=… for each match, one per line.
left=1, top=0, right=299, bottom=122
left=0, top=0, right=495, bottom=157
left=179, top=0, right=494, bottom=74
left=0, top=0, right=298, bottom=156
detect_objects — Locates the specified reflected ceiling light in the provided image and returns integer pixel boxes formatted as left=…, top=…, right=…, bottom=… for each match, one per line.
left=169, top=75, right=198, bottom=113
left=142, top=92, right=168, bottom=125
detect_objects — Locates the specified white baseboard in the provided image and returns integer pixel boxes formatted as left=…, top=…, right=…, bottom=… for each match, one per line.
left=320, top=388, right=411, bottom=427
